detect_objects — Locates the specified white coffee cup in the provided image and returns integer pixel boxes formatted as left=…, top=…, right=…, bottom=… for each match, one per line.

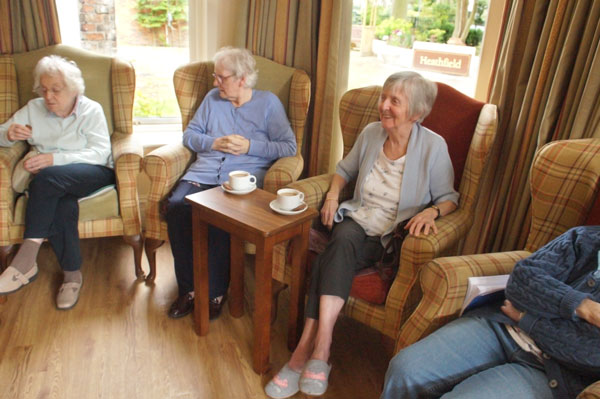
left=276, top=188, right=305, bottom=211
left=229, top=170, right=256, bottom=191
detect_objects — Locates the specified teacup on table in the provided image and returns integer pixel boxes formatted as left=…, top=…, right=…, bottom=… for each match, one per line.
left=276, top=188, right=305, bottom=211
left=229, top=170, right=256, bottom=191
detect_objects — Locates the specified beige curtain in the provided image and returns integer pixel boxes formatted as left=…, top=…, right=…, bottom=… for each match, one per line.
left=244, top=0, right=351, bottom=176
left=462, top=0, right=600, bottom=254
left=0, top=0, right=61, bottom=55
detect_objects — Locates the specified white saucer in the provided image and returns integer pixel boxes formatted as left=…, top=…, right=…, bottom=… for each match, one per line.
left=221, top=181, right=257, bottom=195
left=269, top=200, right=308, bottom=215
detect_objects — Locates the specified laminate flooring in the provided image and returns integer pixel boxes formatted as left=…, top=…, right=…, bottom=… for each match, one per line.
left=0, top=237, right=389, bottom=399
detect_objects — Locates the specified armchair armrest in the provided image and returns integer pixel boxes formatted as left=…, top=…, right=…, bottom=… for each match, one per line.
left=0, top=142, right=28, bottom=245
left=143, top=142, right=193, bottom=197
left=579, top=381, right=600, bottom=399
left=287, top=174, right=333, bottom=209
left=394, top=250, right=530, bottom=351
left=142, top=143, right=193, bottom=240
left=111, top=132, right=143, bottom=235
left=263, top=153, right=304, bottom=194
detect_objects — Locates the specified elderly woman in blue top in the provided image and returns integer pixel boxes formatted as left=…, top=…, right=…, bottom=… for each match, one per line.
left=166, top=47, right=296, bottom=320
left=265, top=71, right=459, bottom=399
left=0, top=55, right=114, bottom=310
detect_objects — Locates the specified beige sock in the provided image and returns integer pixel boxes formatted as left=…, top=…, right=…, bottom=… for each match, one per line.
left=10, top=239, right=41, bottom=274
left=63, top=270, right=82, bottom=284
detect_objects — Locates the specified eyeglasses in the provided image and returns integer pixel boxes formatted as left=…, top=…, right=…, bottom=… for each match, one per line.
left=212, top=73, right=235, bottom=84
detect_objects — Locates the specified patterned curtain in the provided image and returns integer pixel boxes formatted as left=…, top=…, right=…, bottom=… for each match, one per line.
left=462, top=0, right=600, bottom=254
left=0, top=0, right=61, bottom=55
left=244, top=0, right=352, bottom=176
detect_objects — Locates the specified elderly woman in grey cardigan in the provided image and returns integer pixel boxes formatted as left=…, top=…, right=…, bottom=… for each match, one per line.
left=265, top=71, right=459, bottom=399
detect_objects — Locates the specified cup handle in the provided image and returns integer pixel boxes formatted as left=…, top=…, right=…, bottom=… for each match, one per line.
left=298, top=192, right=304, bottom=201
left=249, top=175, right=257, bottom=184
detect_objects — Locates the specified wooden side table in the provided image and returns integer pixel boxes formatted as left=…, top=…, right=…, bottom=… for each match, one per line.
left=185, top=187, right=318, bottom=374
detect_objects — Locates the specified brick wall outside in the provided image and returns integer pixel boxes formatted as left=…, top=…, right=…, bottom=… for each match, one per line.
left=79, top=0, right=188, bottom=55
left=79, top=0, right=116, bottom=55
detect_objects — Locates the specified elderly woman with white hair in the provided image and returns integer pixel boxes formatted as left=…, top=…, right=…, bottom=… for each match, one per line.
left=0, top=55, right=113, bottom=310
left=166, top=47, right=296, bottom=320
left=265, top=71, right=460, bottom=398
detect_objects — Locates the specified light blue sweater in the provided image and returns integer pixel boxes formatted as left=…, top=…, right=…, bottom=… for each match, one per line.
left=0, top=97, right=113, bottom=168
left=335, top=122, right=459, bottom=246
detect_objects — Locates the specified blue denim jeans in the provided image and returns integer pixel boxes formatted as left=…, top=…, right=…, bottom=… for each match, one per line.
left=381, top=316, right=552, bottom=399
left=25, top=164, right=115, bottom=271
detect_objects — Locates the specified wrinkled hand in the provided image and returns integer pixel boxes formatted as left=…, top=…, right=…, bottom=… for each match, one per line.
left=320, top=198, right=338, bottom=230
left=501, top=299, right=523, bottom=322
left=576, top=298, right=600, bottom=328
left=24, top=153, right=53, bottom=173
left=405, top=208, right=438, bottom=236
left=212, top=134, right=250, bottom=155
left=7, top=124, right=32, bottom=141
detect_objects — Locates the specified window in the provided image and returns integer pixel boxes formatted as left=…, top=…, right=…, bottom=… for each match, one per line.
left=349, top=0, right=495, bottom=99
left=56, top=0, right=189, bottom=130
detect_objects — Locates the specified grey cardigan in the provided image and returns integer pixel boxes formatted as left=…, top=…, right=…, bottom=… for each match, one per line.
left=334, top=121, right=459, bottom=246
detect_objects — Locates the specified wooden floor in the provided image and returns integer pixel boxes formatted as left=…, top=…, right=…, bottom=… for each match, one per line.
left=0, top=237, right=390, bottom=399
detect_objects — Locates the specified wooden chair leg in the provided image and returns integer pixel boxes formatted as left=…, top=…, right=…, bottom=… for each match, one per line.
left=0, top=245, right=16, bottom=272
left=271, top=279, right=287, bottom=325
left=144, top=238, right=164, bottom=284
left=123, top=235, right=144, bottom=279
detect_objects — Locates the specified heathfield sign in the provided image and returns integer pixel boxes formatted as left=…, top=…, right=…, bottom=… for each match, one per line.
left=412, top=41, right=474, bottom=76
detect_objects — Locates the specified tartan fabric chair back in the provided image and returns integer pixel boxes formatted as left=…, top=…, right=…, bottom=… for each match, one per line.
left=526, top=138, right=600, bottom=252
left=0, top=45, right=143, bottom=278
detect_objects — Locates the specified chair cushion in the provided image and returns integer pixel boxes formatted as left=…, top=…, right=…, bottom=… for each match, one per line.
left=307, top=228, right=391, bottom=305
left=585, top=193, right=600, bottom=225
left=14, top=185, right=119, bottom=224
left=422, top=83, right=484, bottom=189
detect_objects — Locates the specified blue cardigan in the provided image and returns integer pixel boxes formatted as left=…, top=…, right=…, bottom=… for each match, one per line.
left=334, top=121, right=459, bottom=246
left=476, top=226, right=600, bottom=398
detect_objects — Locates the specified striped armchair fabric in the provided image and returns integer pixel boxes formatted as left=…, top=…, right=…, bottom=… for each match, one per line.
left=271, top=84, right=498, bottom=342
left=0, top=45, right=144, bottom=277
left=400, top=139, right=600, bottom=398
left=142, top=56, right=310, bottom=282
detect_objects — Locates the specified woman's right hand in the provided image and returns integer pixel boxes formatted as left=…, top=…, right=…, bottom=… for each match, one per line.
left=7, top=124, right=32, bottom=142
left=321, top=198, right=338, bottom=230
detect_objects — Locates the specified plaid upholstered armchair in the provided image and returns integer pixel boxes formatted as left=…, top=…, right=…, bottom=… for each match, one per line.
left=142, top=56, right=310, bottom=282
left=407, top=138, right=600, bottom=398
left=0, top=45, right=144, bottom=278
left=271, top=84, right=498, bottom=344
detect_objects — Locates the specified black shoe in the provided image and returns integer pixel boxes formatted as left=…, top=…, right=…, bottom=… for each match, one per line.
left=209, top=293, right=227, bottom=320
left=168, top=293, right=194, bottom=318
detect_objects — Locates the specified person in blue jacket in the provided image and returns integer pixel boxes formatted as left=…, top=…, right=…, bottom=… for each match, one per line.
left=381, top=225, right=600, bottom=399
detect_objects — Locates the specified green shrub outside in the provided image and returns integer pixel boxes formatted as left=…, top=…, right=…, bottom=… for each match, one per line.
left=134, top=90, right=179, bottom=118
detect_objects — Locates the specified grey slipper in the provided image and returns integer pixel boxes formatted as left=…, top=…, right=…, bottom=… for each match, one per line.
left=56, top=280, right=82, bottom=310
left=265, top=363, right=301, bottom=399
left=299, top=359, right=332, bottom=396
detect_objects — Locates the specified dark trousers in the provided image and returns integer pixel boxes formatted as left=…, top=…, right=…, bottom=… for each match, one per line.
left=166, top=181, right=230, bottom=298
left=305, top=218, right=385, bottom=319
left=25, top=164, right=115, bottom=271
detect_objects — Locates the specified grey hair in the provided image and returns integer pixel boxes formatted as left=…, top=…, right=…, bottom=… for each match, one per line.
left=213, top=47, right=258, bottom=88
left=33, top=55, right=85, bottom=96
left=383, top=72, right=437, bottom=122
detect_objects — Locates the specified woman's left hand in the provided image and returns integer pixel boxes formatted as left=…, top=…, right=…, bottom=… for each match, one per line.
left=24, top=153, right=53, bottom=173
left=213, top=134, right=250, bottom=155
left=501, top=299, right=524, bottom=322
left=405, top=208, right=438, bottom=236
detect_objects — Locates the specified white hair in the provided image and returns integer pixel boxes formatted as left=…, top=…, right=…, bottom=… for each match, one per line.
left=213, top=47, right=258, bottom=88
left=33, top=55, right=85, bottom=96
left=383, top=72, right=437, bottom=122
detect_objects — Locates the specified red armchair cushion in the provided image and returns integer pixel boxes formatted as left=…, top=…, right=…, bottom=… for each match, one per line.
left=422, top=83, right=484, bottom=189
left=585, top=193, right=600, bottom=225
